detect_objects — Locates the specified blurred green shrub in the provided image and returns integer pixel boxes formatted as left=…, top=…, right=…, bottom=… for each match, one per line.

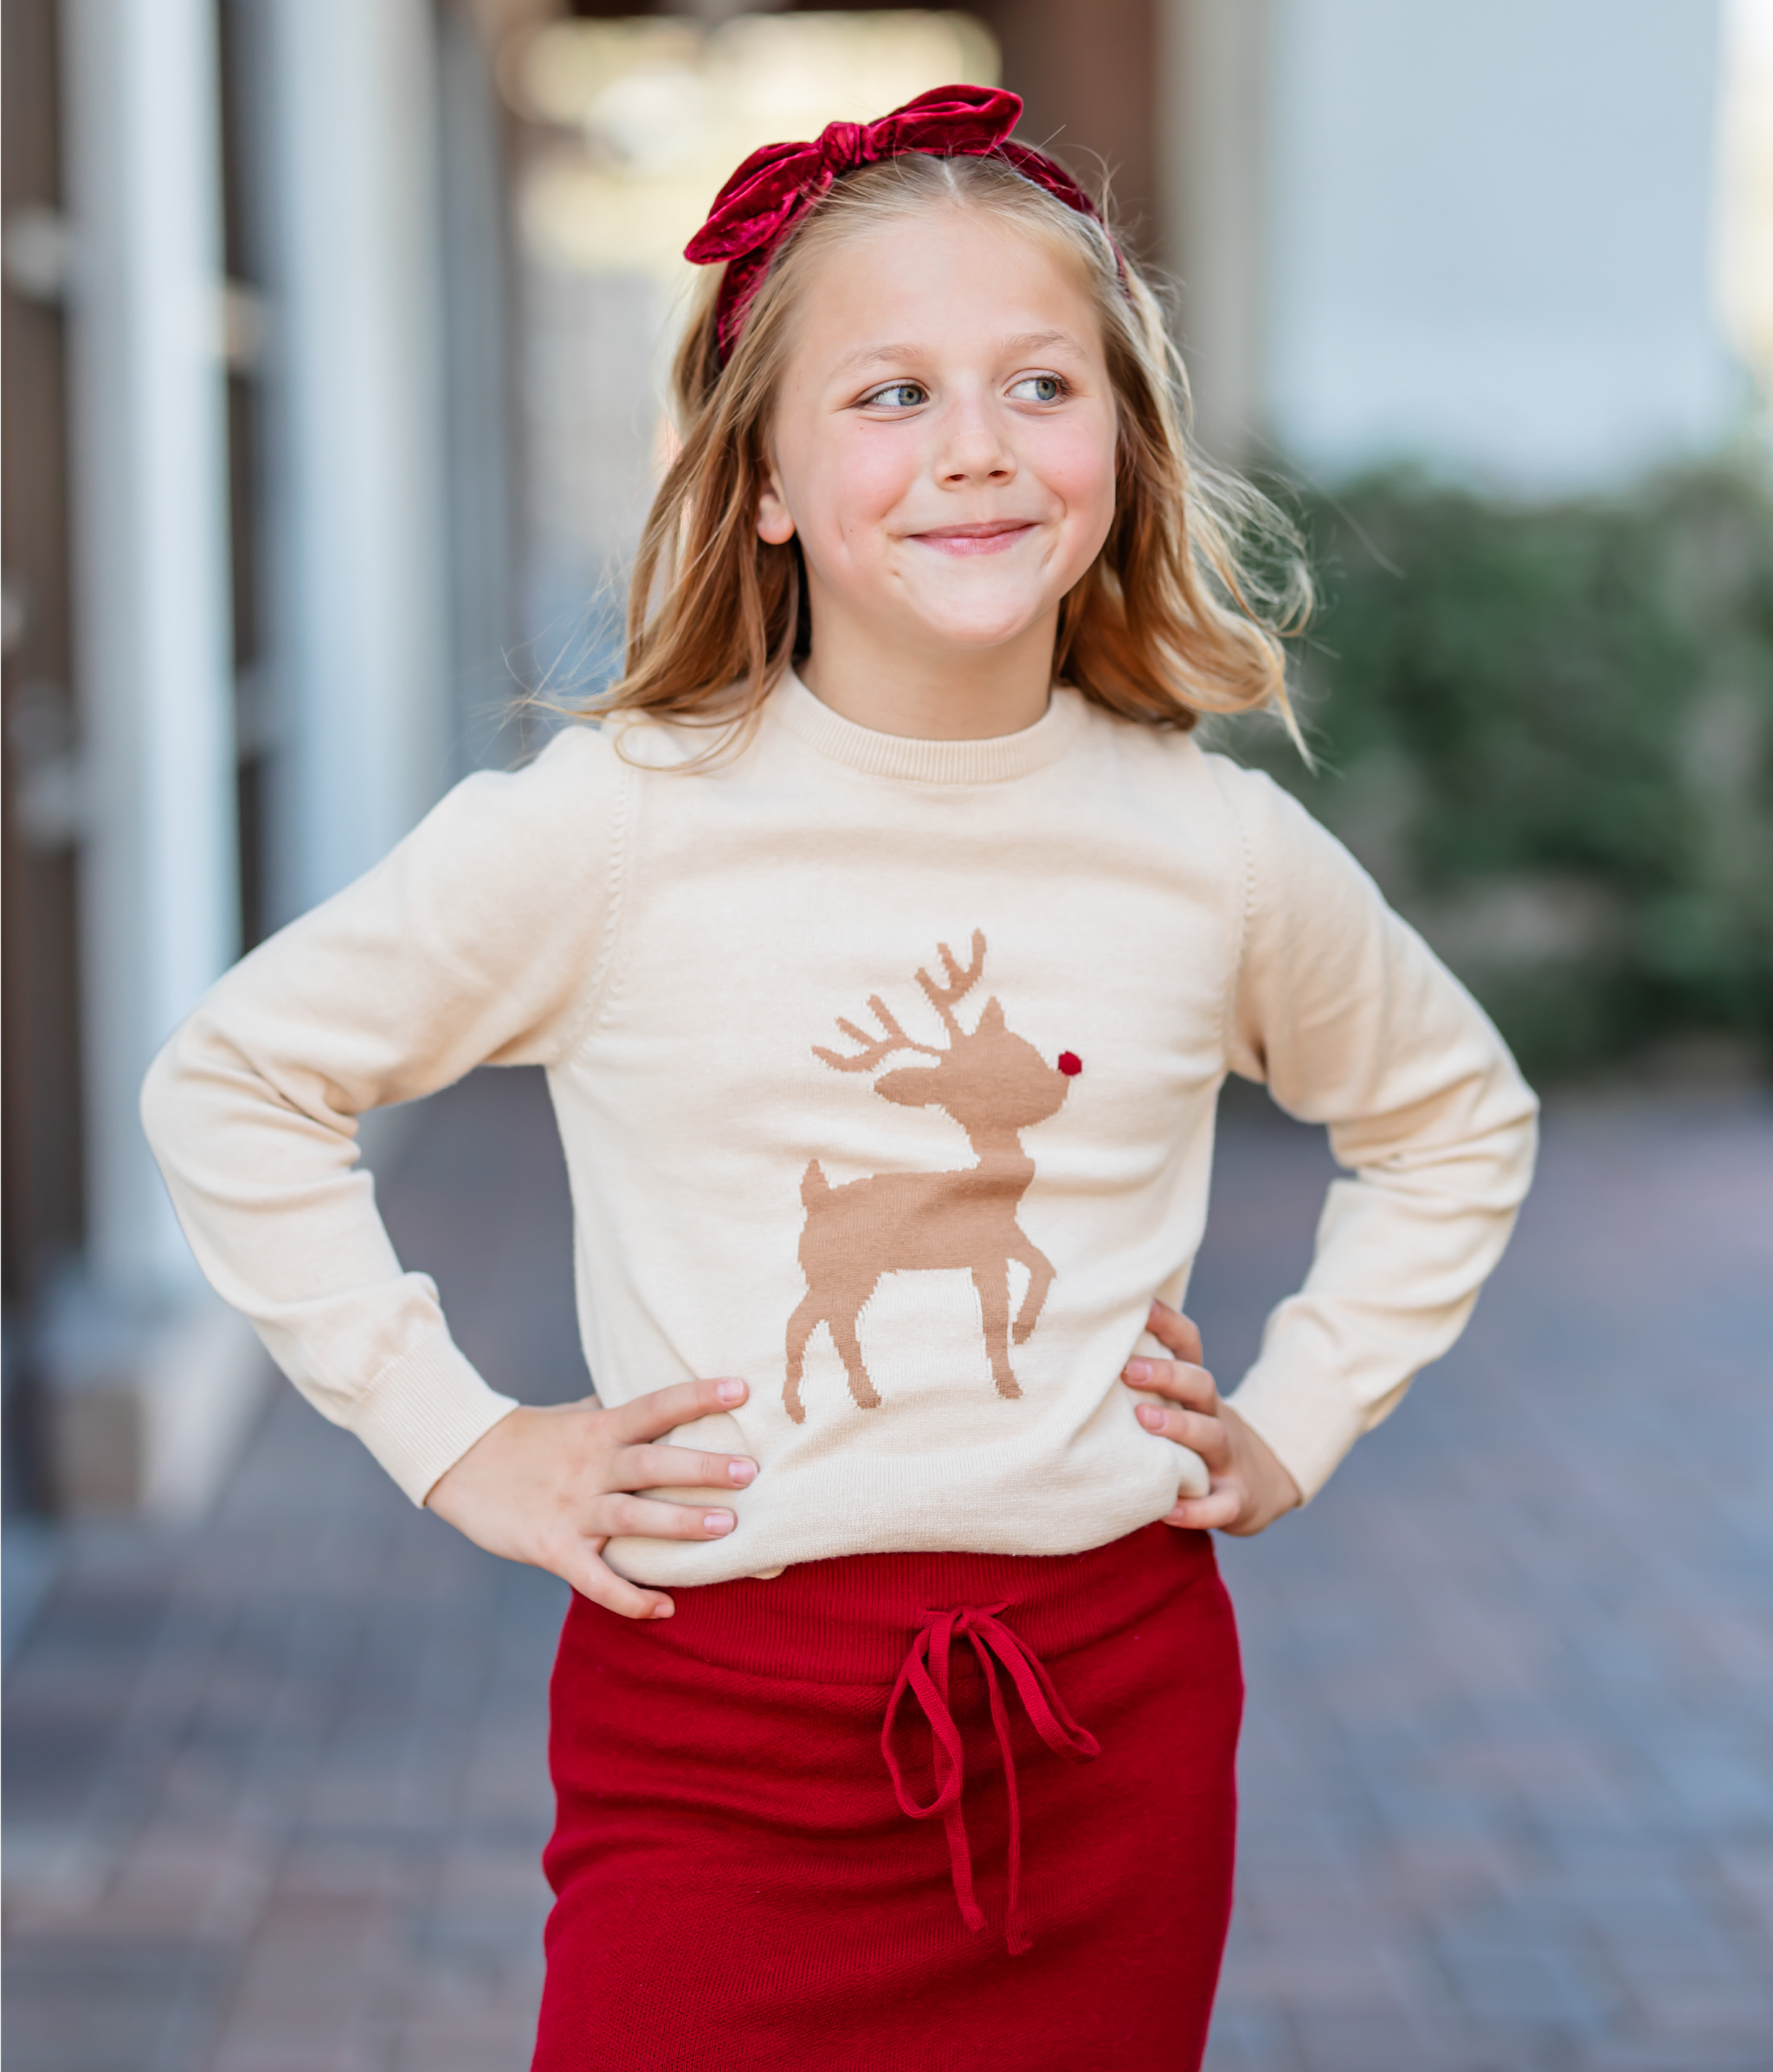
left=1212, top=462, right=1773, bottom=1078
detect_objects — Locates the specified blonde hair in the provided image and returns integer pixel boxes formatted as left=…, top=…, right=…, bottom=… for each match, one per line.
left=592, top=152, right=1309, bottom=746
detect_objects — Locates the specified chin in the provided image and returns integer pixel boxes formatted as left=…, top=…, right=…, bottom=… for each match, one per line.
left=913, top=598, right=1056, bottom=652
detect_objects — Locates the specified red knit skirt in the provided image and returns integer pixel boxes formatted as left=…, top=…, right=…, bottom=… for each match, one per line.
left=536, top=1522, right=1242, bottom=2072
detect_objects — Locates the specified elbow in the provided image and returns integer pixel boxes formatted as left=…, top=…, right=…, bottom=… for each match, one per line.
left=1447, top=1075, right=1539, bottom=1223
left=1486, top=1049, right=1541, bottom=1206
left=1440, top=1049, right=1539, bottom=1213
left=139, top=1021, right=202, bottom=1167
left=140, top=1033, right=176, bottom=1157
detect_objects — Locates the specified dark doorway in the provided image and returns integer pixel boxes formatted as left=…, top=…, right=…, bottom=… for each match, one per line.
left=3, top=0, right=85, bottom=1513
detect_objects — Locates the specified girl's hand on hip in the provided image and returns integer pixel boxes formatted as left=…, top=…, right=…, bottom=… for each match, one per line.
left=1123, top=1302, right=1302, bottom=1537
left=423, top=1378, right=758, bottom=1621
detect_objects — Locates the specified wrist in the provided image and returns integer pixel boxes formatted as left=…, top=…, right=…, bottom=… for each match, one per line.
left=1222, top=1401, right=1302, bottom=1530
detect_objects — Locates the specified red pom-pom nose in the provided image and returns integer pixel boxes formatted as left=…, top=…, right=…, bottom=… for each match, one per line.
left=1057, top=1050, right=1083, bottom=1076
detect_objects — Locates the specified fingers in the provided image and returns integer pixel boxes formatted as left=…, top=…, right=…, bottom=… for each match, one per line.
left=548, top=1482, right=743, bottom=1620
left=1126, top=1321, right=1237, bottom=1523
left=1133, top=1401, right=1231, bottom=1471
left=1122, top=1354, right=1218, bottom=1415
left=551, top=1543, right=676, bottom=1623
left=1162, top=1482, right=1245, bottom=1532
left=603, top=1375, right=749, bottom=1447
left=1145, top=1301, right=1203, bottom=1366
left=613, top=1443, right=757, bottom=1493
left=586, top=1493, right=739, bottom=1543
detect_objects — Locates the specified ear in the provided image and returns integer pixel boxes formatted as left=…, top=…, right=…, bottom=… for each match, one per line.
left=756, top=455, right=796, bottom=545
left=977, top=997, right=1007, bottom=1032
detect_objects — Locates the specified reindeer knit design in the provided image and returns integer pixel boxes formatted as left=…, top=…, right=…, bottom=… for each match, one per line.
left=142, top=671, right=1538, bottom=1589
left=786, top=932, right=1080, bottom=1423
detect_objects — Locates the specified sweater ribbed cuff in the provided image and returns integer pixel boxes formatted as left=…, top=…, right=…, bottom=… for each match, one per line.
left=347, top=1335, right=520, bottom=1506
left=1225, top=1355, right=1370, bottom=1507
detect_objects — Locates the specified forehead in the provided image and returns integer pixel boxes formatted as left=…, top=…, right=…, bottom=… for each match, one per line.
left=784, top=202, right=1105, bottom=366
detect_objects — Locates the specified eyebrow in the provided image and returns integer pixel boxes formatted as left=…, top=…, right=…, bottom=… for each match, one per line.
left=831, top=329, right=1082, bottom=377
left=997, top=330, right=1080, bottom=358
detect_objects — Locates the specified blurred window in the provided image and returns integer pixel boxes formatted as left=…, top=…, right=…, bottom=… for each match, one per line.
left=502, top=11, right=998, bottom=281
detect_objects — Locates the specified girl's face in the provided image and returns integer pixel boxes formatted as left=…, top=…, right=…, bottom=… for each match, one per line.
left=757, top=205, right=1119, bottom=678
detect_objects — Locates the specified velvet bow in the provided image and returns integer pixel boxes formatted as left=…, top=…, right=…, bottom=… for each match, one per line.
left=683, top=83, right=1108, bottom=359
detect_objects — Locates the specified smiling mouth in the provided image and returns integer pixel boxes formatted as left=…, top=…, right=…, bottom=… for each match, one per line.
left=911, top=520, right=1039, bottom=557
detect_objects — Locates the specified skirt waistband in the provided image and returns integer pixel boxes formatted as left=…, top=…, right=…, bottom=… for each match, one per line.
left=635, top=1522, right=1218, bottom=1686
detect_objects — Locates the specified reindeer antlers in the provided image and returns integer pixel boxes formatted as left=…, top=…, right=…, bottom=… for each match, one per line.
left=814, top=932, right=989, bottom=1071
left=814, top=997, right=942, bottom=1074
left=917, top=930, right=987, bottom=1036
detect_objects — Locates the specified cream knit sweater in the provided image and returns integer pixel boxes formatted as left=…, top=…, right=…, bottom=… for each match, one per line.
left=143, top=675, right=1538, bottom=1585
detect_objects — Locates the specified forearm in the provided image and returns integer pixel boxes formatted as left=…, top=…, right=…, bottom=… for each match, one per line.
left=1217, top=763, right=1540, bottom=1502
left=142, top=1010, right=519, bottom=1500
left=1226, top=1062, right=1538, bottom=1501
left=139, top=728, right=622, bottom=1501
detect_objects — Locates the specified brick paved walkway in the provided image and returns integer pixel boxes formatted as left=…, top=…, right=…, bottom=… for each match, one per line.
left=1198, top=1088, right=1773, bottom=2072
left=4, top=1069, right=1770, bottom=2070
left=3, top=1074, right=582, bottom=2072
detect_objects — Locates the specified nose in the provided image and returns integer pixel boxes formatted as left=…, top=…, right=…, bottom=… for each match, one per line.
left=936, top=391, right=1016, bottom=487
left=1058, top=1051, right=1082, bottom=1076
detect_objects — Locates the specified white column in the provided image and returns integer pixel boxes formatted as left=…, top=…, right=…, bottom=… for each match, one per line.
left=1157, top=0, right=1276, bottom=463
left=61, top=0, right=240, bottom=1307
left=259, top=0, right=452, bottom=924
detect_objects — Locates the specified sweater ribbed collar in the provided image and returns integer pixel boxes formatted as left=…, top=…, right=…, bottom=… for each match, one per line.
left=770, top=668, right=1084, bottom=784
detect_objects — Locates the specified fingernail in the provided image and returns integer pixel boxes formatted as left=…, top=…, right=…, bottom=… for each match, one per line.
left=1138, top=1404, right=1165, bottom=1431
left=650, top=1600, right=674, bottom=1619
left=716, top=1379, right=745, bottom=1405
left=728, top=1459, right=757, bottom=1486
left=704, top=1511, right=735, bottom=1534
left=1125, top=1359, right=1151, bottom=1383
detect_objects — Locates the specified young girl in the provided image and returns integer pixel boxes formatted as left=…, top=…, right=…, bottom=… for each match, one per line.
left=144, top=86, right=1537, bottom=2071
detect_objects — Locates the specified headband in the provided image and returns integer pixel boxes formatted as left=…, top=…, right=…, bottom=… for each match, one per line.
left=682, top=83, right=1115, bottom=363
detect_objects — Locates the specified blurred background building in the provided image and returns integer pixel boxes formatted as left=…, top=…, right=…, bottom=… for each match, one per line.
left=3, top=0, right=1768, bottom=1534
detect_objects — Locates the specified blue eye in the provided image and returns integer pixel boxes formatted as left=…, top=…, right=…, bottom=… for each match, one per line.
left=867, top=382, right=927, bottom=409
left=1010, top=374, right=1066, bottom=403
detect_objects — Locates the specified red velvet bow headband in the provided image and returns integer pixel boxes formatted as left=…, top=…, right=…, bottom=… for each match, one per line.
left=683, top=83, right=1115, bottom=362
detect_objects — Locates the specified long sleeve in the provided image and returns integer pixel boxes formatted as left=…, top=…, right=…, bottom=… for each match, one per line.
left=140, top=724, right=627, bottom=1503
left=1211, top=763, right=1539, bottom=1501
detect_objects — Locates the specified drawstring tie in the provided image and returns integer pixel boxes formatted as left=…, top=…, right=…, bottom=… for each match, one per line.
left=881, top=1603, right=1100, bottom=1954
